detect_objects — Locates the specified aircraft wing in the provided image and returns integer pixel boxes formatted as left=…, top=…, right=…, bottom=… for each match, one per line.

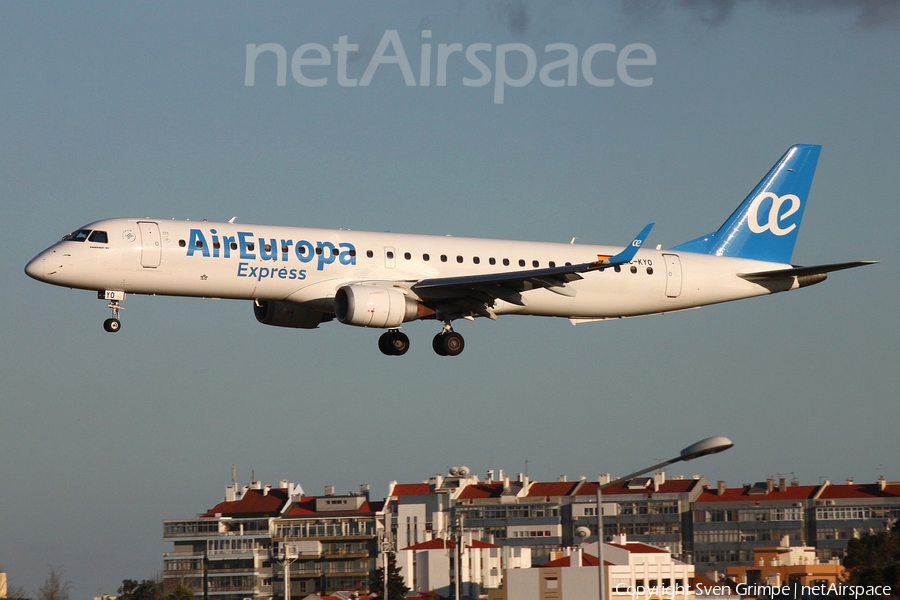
left=411, top=224, right=653, bottom=320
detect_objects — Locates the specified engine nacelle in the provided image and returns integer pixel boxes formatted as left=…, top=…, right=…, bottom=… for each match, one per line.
left=253, top=300, right=330, bottom=329
left=334, top=284, right=420, bottom=328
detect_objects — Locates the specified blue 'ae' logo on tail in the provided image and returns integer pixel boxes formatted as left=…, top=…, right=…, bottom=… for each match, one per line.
left=672, top=144, right=821, bottom=264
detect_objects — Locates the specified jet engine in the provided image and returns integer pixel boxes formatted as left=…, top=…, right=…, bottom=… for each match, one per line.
left=253, top=300, right=331, bottom=329
left=334, top=284, right=420, bottom=328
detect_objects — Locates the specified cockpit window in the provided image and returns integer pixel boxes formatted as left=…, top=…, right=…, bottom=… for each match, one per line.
left=88, top=230, right=108, bottom=243
left=61, top=229, right=91, bottom=242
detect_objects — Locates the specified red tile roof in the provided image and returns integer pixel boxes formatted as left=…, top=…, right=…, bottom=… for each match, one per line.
left=527, top=482, right=581, bottom=497
left=577, top=478, right=701, bottom=496
left=458, top=482, right=505, bottom=499
left=817, top=483, right=900, bottom=499
left=391, top=483, right=432, bottom=496
left=402, top=538, right=501, bottom=551
left=203, top=488, right=289, bottom=517
left=403, top=538, right=456, bottom=551
left=696, top=485, right=818, bottom=503
left=283, top=496, right=383, bottom=516
left=539, top=553, right=603, bottom=567
left=608, top=541, right=669, bottom=554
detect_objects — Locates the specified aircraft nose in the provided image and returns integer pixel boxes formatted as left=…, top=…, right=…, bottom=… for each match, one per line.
left=25, top=251, right=55, bottom=281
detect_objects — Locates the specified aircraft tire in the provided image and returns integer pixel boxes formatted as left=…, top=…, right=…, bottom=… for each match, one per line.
left=434, top=331, right=464, bottom=356
left=390, top=331, right=410, bottom=356
left=378, top=332, right=394, bottom=355
left=103, top=318, right=121, bottom=333
left=432, top=333, right=448, bottom=356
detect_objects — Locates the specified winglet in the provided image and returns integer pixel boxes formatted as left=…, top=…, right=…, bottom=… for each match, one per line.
left=595, top=223, right=654, bottom=267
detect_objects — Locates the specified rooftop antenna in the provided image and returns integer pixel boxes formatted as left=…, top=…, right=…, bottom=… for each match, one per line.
left=231, top=464, right=237, bottom=486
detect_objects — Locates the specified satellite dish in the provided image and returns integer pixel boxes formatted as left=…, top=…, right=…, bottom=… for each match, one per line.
left=575, top=526, right=591, bottom=539
left=458, top=466, right=470, bottom=476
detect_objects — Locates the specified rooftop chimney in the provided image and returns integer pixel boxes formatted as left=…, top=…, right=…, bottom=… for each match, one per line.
left=559, top=475, right=568, bottom=482
left=767, top=478, right=774, bottom=494
left=324, top=485, right=335, bottom=496
left=779, top=478, right=787, bottom=493
left=717, top=480, right=726, bottom=496
left=846, top=478, right=854, bottom=486
left=878, top=476, right=887, bottom=491
left=598, top=473, right=611, bottom=486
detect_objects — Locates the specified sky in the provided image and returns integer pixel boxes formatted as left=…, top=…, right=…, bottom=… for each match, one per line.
left=1, top=0, right=898, bottom=594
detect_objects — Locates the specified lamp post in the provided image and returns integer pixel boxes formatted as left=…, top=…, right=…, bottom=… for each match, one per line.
left=595, top=436, right=734, bottom=600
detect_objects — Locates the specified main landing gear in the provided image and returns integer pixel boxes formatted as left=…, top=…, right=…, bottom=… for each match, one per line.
left=99, top=290, right=125, bottom=333
left=378, top=329, right=410, bottom=356
left=377, top=323, right=466, bottom=357
left=432, top=323, right=464, bottom=357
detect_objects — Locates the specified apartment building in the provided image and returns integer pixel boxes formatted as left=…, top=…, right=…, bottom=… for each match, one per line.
left=162, top=479, right=301, bottom=598
left=163, top=471, right=900, bottom=597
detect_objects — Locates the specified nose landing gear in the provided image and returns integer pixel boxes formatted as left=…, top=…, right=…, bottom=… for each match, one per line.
left=99, top=290, right=125, bottom=333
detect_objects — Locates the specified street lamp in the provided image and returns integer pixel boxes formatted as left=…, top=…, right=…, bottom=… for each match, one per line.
left=595, top=436, right=734, bottom=600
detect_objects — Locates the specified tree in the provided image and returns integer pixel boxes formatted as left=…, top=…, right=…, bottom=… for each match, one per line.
left=369, top=551, right=410, bottom=600
left=161, top=586, right=194, bottom=600
left=118, top=579, right=162, bottom=600
left=843, top=520, right=900, bottom=592
left=5, top=584, right=33, bottom=600
left=36, top=568, right=72, bottom=600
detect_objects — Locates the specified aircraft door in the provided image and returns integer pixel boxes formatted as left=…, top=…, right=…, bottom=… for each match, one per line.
left=138, top=221, right=162, bottom=268
left=663, top=253, right=682, bottom=298
left=384, top=246, right=396, bottom=269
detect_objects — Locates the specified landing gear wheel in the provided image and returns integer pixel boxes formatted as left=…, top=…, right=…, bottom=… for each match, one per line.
left=433, top=331, right=464, bottom=356
left=103, top=318, right=121, bottom=333
left=379, top=330, right=410, bottom=356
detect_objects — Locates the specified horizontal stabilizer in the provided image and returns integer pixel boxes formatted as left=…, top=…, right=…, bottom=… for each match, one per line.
left=738, top=261, right=877, bottom=283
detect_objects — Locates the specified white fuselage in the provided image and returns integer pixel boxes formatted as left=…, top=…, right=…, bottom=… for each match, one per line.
left=25, top=218, right=785, bottom=321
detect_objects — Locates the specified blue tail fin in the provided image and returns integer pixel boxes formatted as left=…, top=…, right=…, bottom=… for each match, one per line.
left=671, top=144, right=821, bottom=264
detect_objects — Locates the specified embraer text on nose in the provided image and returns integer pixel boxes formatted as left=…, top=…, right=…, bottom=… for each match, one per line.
left=245, top=30, right=655, bottom=104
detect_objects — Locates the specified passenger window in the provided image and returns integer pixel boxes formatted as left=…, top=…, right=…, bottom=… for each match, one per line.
left=489, top=258, right=496, bottom=265
left=630, top=266, right=637, bottom=274
left=441, top=255, right=448, bottom=262
left=456, top=256, right=463, bottom=263
left=503, top=259, right=510, bottom=266
left=423, top=254, right=430, bottom=261
left=614, top=266, right=621, bottom=273
left=88, top=230, right=108, bottom=243
left=247, top=243, right=255, bottom=252
left=532, top=260, right=539, bottom=268
left=281, top=245, right=289, bottom=253
left=386, top=251, right=394, bottom=259
left=264, top=244, right=272, bottom=253
left=179, top=240, right=186, bottom=247
left=366, top=250, right=374, bottom=258
left=213, top=242, right=221, bottom=250
left=473, top=257, right=480, bottom=264
left=647, top=267, right=653, bottom=275
left=518, top=259, right=525, bottom=267
left=404, top=252, right=411, bottom=260
left=549, top=261, right=555, bottom=268
left=231, top=242, right=238, bottom=250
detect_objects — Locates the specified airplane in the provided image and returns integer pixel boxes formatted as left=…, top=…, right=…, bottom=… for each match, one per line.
left=25, top=144, right=875, bottom=356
